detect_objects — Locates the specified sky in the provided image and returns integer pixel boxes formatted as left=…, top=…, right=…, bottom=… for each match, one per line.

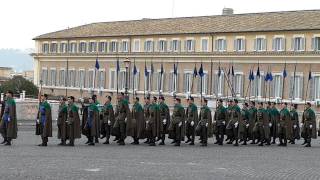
left=0, top=0, right=320, bottom=50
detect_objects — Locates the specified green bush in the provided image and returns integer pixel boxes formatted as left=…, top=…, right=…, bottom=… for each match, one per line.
left=0, top=76, right=38, bottom=97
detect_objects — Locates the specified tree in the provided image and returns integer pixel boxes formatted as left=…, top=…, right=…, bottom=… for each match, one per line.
left=0, top=76, right=38, bottom=97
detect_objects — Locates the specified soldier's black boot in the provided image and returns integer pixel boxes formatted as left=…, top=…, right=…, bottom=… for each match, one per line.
left=291, top=140, right=295, bottom=144
left=250, top=138, right=256, bottom=144
left=171, top=140, right=176, bottom=144
left=1, top=138, right=7, bottom=144
left=200, top=140, right=207, bottom=146
left=185, top=137, right=191, bottom=143
left=118, top=139, right=125, bottom=146
left=242, top=140, right=247, bottom=145
left=305, top=140, right=311, bottom=147
left=272, top=138, right=276, bottom=144
left=58, top=140, right=66, bottom=146
left=4, top=139, right=11, bottom=146
left=266, top=139, right=271, bottom=146
left=103, top=139, right=110, bottom=144
left=283, top=139, right=287, bottom=147
left=159, top=135, right=165, bottom=145
left=278, top=138, right=284, bottom=146
left=234, top=139, right=239, bottom=146
left=95, top=136, right=99, bottom=143
left=189, top=139, right=195, bottom=145
left=174, top=140, right=181, bottom=146
left=144, top=138, right=150, bottom=144
left=302, top=138, right=307, bottom=145
left=67, top=139, right=74, bottom=146
left=149, top=139, right=156, bottom=146
left=88, top=137, right=95, bottom=146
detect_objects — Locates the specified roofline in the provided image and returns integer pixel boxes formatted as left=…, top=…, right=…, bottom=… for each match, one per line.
left=33, top=28, right=320, bottom=41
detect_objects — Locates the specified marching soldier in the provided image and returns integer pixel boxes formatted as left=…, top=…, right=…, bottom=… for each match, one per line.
left=214, top=99, right=226, bottom=146
left=301, top=102, right=316, bottom=147
left=238, top=102, right=249, bottom=145
left=129, top=97, right=145, bottom=145
left=0, top=94, right=6, bottom=144
left=185, top=97, right=198, bottom=145
left=36, top=94, right=52, bottom=146
left=158, top=96, right=170, bottom=145
left=226, top=99, right=241, bottom=146
left=57, top=97, right=68, bottom=145
left=146, top=97, right=160, bottom=146
left=269, top=102, right=280, bottom=144
left=169, top=97, right=185, bottom=146
left=196, top=98, right=213, bottom=146
left=0, top=91, right=17, bottom=146
left=248, top=101, right=257, bottom=144
left=100, top=96, right=115, bottom=145
left=85, top=97, right=99, bottom=146
left=143, top=96, right=151, bottom=144
left=113, top=92, right=130, bottom=145
left=254, top=102, right=270, bottom=146
left=278, top=102, right=291, bottom=146
left=92, top=95, right=100, bottom=143
left=81, top=98, right=91, bottom=144
left=289, top=104, right=300, bottom=144
left=67, top=96, right=81, bottom=146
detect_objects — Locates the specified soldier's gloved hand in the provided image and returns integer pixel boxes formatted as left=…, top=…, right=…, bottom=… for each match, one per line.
left=309, top=124, right=313, bottom=129
left=191, top=121, right=194, bottom=126
left=146, top=121, right=149, bottom=124
left=234, top=122, right=238, bottom=128
left=246, top=124, right=249, bottom=128
left=178, top=122, right=182, bottom=127
left=293, top=125, right=297, bottom=129
left=300, top=123, right=303, bottom=127
left=7, top=117, right=10, bottom=122
left=269, top=123, right=272, bottom=127
left=36, top=119, right=40, bottom=124
left=163, top=119, right=167, bottom=125
left=205, top=123, right=208, bottom=127
left=185, top=121, right=187, bottom=124
left=278, top=123, right=280, bottom=127
left=108, top=120, right=111, bottom=125
left=222, top=121, right=225, bottom=125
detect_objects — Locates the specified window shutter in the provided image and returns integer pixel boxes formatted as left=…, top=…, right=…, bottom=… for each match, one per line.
left=269, top=77, right=274, bottom=98
left=156, top=41, right=160, bottom=52
left=263, top=39, right=267, bottom=51
left=151, top=41, right=154, bottom=52
left=240, top=74, right=244, bottom=97
left=311, top=37, right=315, bottom=51
left=221, top=74, right=225, bottom=96
left=164, top=41, right=167, bottom=52
left=233, top=39, right=237, bottom=51
left=144, top=41, right=147, bottom=52
left=183, top=73, right=187, bottom=93
left=300, top=76, right=304, bottom=99
left=254, top=38, right=257, bottom=51
left=272, top=38, right=275, bottom=51
left=213, top=74, right=217, bottom=95
left=309, top=77, right=315, bottom=100
left=282, top=38, right=286, bottom=51
left=175, top=72, right=179, bottom=92
left=302, top=38, right=305, bottom=51
left=192, top=40, right=196, bottom=52
left=214, top=40, right=218, bottom=51
left=289, top=76, right=294, bottom=99
left=291, top=38, right=295, bottom=51
left=243, top=39, right=246, bottom=51
left=119, top=42, right=122, bottom=52
left=224, top=40, right=227, bottom=51
left=169, top=40, right=173, bottom=52
left=197, top=77, right=200, bottom=93
left=169, top=72, right=173, bottom=92
left=178, top=40, right=181, bottom=52
left=184, top=40, right=187, bottom=52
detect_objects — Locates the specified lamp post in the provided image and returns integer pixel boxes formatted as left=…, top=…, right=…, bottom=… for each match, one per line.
left=124, top=57, right=131, bottom=100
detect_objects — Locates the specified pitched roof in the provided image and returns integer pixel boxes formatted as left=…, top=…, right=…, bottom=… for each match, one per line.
left=34, top=9, right=320, bottom=40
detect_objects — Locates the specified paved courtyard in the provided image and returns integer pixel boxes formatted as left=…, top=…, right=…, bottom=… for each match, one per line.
left=1, top=126, right=320, bottom=180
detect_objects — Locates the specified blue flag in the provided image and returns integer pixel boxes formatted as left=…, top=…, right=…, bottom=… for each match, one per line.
left=249, top=70, right=254, bottom=81
left=160, top=63, right=164, bottom=75
left=198, top=63, right=204, bottom=77
left=231, top=65, right=235, bottom=76
left=256, top=66, right=260, bottom=78
left=269, top=72, right=273, bottom=81
left=265, top=72, right=269, bottom=82
left=218, top=65, right=221, bottom=77
left=308, top=70, right=312, bottom=81
left=133, top=64, right=137, bottom=75
left=116, top=59, right=120, bottom=72
left=173, top=63, right=178, bottom=75
left=95, top=58, right=100, bottom=70
left=283, top=66, right=287, bottom=78
left=193, top=65, right=197, bottom=77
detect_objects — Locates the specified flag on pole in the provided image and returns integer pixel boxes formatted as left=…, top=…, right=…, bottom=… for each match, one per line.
left=269, top=72, right=273, bottom=81
left=218, top=64, right=221, bottom=77
left=283, top=65, right=287, bottom=78
left=173, top=63, right=178, bottom=75
left=116, top=58, right=120, bottom=72
left=133, top=63, right=137, bottom=75
left=198, top=63, right=204, bottom=77
left=144, top=61, right=149, bottom=77
left=95, top=58, right=100, bottom=70
left=160, top=63, right=164, bottom=75
left=193, top=65, right=198, bottom=77
left=249, top=69, right=254, bottom=81
left=231, top=65, right=235, bottom=76
left=151, top=61, right=154, bottom=74
left=265, top=72, right=269, bottom=82
left=308, top=70, right=312, bottom=81
left=256, top=66, right=261, bottom=78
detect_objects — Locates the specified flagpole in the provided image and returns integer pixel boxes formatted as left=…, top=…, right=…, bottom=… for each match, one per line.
left=304, top=65, right=312, bottom=106
left=226, top=63, right=230, bottom=101
left=281, top=62, right=287, bottom=103
left=133, top=58, right=135, bottom=101
left=210, top=59, right=213, bottom=99
left=268, top=66, right=271, bottom=102
left=290, top=62, right=297, bottom=108
left=116, top=57, right=119, bottom=95
left=144, top=59, right=146, bottom=98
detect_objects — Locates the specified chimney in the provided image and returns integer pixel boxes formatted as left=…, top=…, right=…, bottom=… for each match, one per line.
left=222, top=8, right=234, bottom=15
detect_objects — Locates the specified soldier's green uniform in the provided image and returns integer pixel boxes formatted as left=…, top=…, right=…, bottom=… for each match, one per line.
left=129, top=101, right=145, bottom=144
left=248, top=105, right=257, bottom=143
left=196, top=104, right=213, bottom=146
left=278, top=107, right=291, bottom=146
left=301, top=106, right=317, bottom=147
left=290, top=108, right=300, bottom=144
left=57, top=102, right=67, bottom=145
left=158, top=101, right=170, bottom=145
left=225, top=105, right=233, bottom=141
left=101, top=102, right=115, bottom=144
left=146, top=102, right=160, bottom=146
left=269, top=106, right=280, bottom=144
left=238, top=105, right=249, bottom=145
left=226, top=105, right=241, bottom=146
left=169, top=102, right=185, bottom=146
left=67, top=102, right=81, bottom=146
left=185, top=102, right=198, bottom=145
left=213, top=103, right=226, bottom=145
left=0, top=97, right=17, bottom=146
left=113, top=98, right=130, bottom=145
left=143, top=102, right=151, bottom=144
left=254, top=106, right=270, bottom=146
left=85, top=102, right=99, bottom=145
left=36, top=100, right=52, bottom=146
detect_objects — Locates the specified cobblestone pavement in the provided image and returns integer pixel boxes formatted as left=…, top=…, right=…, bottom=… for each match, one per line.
left=1, top=127, right=320, bottom=180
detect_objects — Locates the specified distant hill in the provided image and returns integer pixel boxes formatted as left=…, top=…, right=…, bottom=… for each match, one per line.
left=0, top=49, right=34, bottom=72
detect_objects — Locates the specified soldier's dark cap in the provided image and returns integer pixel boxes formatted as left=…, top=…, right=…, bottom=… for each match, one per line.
left=92, top=94, right=97, bottom=100
left=306, top=102, right=311, bottom=106
left=120, top=92, right=125, bottom=96
left=159, top=96, right=165, bottom=100
left=153, top=96, right=157, bottom=101
left=250, top=101, right=256, bottom=105
left=267, top=101, right=271, bottom=105
left=43, top=94, right=48, bottom=98
left=68, top=96, right=75, bottom=101
left=203, top=98, right=208, bottom=103
left=234, top=99, right=238, bottom=103
left=244, top=102, right=249, bottom=107
left=228, top=99, right=233, bottom=102
left=144, top=96, right=150, bottom=100
left=258, top=102, right=263, bottom=105
left=107, top=96, right=112, bottom=101
left=189, top=96, right=194, bottom=101
left=217, top=99, right=223, bottom=103
left=6, top=90, right=13, bottom=95
left=60, top=96, right=67, bottom=101
left=292, top=104, right=298, bottom=109
left=135, top=97, right=139, bottom=101
left=175, top=98, right=181, bottom=102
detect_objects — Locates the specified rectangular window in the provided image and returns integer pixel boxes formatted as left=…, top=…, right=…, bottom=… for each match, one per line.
left=293, top=37, right=305, bottom=51
left=88, top=42, right=97, bottom=53
left=233, top=73, right=244, bottom=97
left=250, top=73, right=265, bottom=98
left=98, top=42, right=107, bottom=53
left=255, top=38, right=266, bottom=51
left=42, top=43, right=49, bottom=53
left=50, top=43, right=58, bottom=53
left=271, top=74, right=283, bottom=98
left=145, top=40, right=153, bottom=52
left=216, top=39, right=226, bottom=52
left=213, top=72, right=225, bottom=97
left=97, top=71, right=105, bottom=89
left=130, top=69, right=140, bottom=90
left=40, top=68, right=48, bottom=85
left=68, top=69, right=76, bottom=87
left=289, top=74, right=303, bottom=100
left=118, top=70, right=126, bottom=90
left=159, top=40, right=167, bottom=52
left=144, top=70, right=151, bottom=91
left=186, top=39, right=195, bottom=52
left=79, top=42, right=87, bottom=53
left=234, top=38, right=245, bottom=51
left=273, top=37, right=285, bottom=51
left=312, top=75, right=320, bottom=100
left=122, top=41, right=128, bottom=52
left=87, top=70, right=94, bottom=88
left=197, top=72, right=208, bottom=94
left=201, top=38, right=208, bottom=52
left=155, top=72, right=164, bottom=92
left=169, top=72, right=178, bottom=92
left=172, top=40, right=180, bottom=52
left=69, top=42, right=77, bottom=53
left=59, top=69, right=66, bottom=87
left=78, top=70, right=85, bottom=88
left=109, top=69, right=116, bottom=90
left=183, top=72, right=193, bottom=93
left=134, top=40, right=140, bottom=52
left=49, top=69, right=57, bottom=86
left=312, top=37, right=320, bottom=51
left=60, top=43, right=67, bottom=53
left=110, top=41, right=118, bottom=52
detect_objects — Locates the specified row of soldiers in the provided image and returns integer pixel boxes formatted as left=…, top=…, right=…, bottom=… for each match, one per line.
left=0, top=91, right=317, bottom=147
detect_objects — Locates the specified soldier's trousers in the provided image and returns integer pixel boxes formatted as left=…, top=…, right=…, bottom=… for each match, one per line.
left=114, top=120, right=126, bottom=141
left=278, top=126, right=287, bottom=144
left=1, top=124, right=11, bottom=142
left=160, top=124, right=167, bottom=142
left=270, top=123, right=277, bottom=141
left=303, top=126, right=312, bottom=143
left=68, top=123, right=75, bottom=144
left=186, top=123, right=195, bottom=142
left=200, top=125, right=207, bottom=144
left=58, top=124, right=66, bottom=142
left=216, top=125, right=225, bottom=144
left=256, top=126, right=265, bottom=141
left=172, top=123, right=181, bottom=142
left=102, top=123, right=111, bottom=140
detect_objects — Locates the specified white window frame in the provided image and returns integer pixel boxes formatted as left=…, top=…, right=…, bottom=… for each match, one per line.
left=290, top=72, right=304, bottom=101
left=133, top=39, right=140, bottom=52
left=42, top=42, right=49, bottom=54
left=58, top=68, right=66, bottom=87
left=172, top=38, right=180, bottom=52
left=273, top=73, right=283, bottom=98
left=255, top=36, right=267, bottom=52
left=40, top=67, right=48, bottom=86
left=292, top=35, right=305, bottom=52
left=145, top=39, right=154, bottom=52
left=97, top=69, right=106, bottom=89
left=110, top=40, right=118, bottom=53
left=49, top=68, right=57, bottom=86
left=158, top=39, right=167, bottom=52
left=273, top=36, right=285, bottom=52
left=121, top=40, right=129, bottom=52
left=78, top=69, right=86, bottom=88
left=200, top=37, right=209, bottom=52
left=98, top=41, right=107, bottom=53
left=233, top=72, right=244, bottom=97
left=79, top=41, right=87, bottom=53
left=186, top=38, right=195, bottom=52
left=234, top=36, right=245, bottom=52
left=216, top=37, right=226, bottom=52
